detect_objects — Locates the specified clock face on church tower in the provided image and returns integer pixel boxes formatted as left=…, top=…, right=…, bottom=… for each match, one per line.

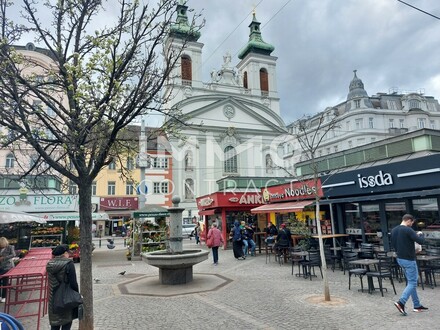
left=223, top=105, right=235, bottom=119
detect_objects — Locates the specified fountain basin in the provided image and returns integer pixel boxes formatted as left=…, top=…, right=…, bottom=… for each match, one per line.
left=142, top=249, right=209, bottom=285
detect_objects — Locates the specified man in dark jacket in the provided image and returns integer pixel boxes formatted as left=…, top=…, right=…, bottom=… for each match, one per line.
left=391, top=214, right=427, bottom=316
left=46, top=244, right=80, bottom=330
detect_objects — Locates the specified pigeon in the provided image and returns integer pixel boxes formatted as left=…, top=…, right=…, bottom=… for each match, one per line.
left=93, top=278, right=100, bottom=283
left=118, top=271, right=126, bottom=276
left=107, top=244, right=115, bottom=249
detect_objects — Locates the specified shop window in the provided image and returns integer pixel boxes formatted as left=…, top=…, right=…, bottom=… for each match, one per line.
left=412, top=198, right=438, bottom=230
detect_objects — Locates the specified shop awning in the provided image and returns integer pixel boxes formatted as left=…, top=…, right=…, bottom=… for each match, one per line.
left=132, top=205, right=169, bottom=218
left=251, top=200, right=313, bottom=214
left=0, top=211, right=46, bottom=224
left=198, top=209, right=216, bottom=216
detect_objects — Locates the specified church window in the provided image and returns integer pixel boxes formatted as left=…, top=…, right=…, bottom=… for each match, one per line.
left=259, top=68, right=268, bottom=92
left=224, top=146, right=237, bottom=173
left=184, top=179, right=195, bottom=200
left=181, top=55, right=192, bottom=84
left=243, top=71, right=248, bottom=89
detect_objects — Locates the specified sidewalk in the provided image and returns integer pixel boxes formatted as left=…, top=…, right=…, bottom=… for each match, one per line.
left=31, top=240, right=440, bottom=329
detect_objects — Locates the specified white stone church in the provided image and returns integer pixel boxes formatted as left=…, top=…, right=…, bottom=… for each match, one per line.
left=163, top=2, right=288, bottom=218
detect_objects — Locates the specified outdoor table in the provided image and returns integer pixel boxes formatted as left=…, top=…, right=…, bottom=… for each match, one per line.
left=0, top=256, right=50, bottom=330
left=416, top=255, right=440, bottom=288
left=254, top=232, right=266, bottom=254
left=348, top=258, right=380, bottom=293
left=292, top=251, right=309, bottom=278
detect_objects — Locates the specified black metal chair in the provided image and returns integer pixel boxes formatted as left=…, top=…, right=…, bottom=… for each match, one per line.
left=359, top=243, right=374, bottom=259
left=290, top=246, right=305, bottom=276
left=366, top=256, right=396, bottom=296
left=301, top=250, right=323, bottom=280
left=344, top=251, right=368, bottom=292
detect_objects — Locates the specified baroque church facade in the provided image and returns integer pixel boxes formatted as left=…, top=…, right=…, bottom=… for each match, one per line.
left=163, top=2, right=287, bottom=218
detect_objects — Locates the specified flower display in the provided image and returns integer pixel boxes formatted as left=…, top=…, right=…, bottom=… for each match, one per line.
left=69, top=243, right=79, bottom=250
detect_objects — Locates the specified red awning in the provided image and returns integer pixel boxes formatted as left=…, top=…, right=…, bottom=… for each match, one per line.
left=198, top=209, right=216, bottom=216
left=251, top=200, right=313, bottom=214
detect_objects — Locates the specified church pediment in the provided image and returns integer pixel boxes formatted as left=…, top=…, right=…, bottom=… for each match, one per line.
left=173, top=95, right=287, bottom=134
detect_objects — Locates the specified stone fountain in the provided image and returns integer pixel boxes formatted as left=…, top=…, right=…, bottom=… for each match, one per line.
left=142, top=196, right=209, bottom=285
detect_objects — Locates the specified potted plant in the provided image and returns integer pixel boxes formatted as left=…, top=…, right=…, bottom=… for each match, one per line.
left=287, top=218, right=312, bottom=251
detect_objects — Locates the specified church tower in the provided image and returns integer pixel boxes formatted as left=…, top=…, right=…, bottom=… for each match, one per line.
left=236, top=12, right=280, bottom=115
left=164, top=0, right=204, bottom=103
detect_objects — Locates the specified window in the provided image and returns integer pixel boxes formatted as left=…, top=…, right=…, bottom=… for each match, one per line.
left=326, top=148, right=331, bottom=154
left=152, top=157, right=169, bottom=169
left=430, top=120, right=436, bottom=129
left=259, top=68, right=268, bottom=92
left=126, top=182, right=134, bottom=195
left=224, top=146, right=237, bottom=173
left=5, top=153, right=14, bottom=168
left=387, top=100, right=397, bottom=110
left=418, top=118, right=426, bottom=129
left=69, top=180, right=77, bottom=195
left=389, top=119, right=395, bottom=128
left=185, top=179, right=194, bottom=199
left=409, top=99, right=421, bottom=110
left=181, top=55, right=192, bottom=82
left=243, top=71, right=248, bottom=89
left=108, top=161, right=116, bottom=170
left=318, top=150, right=322, bottom=157
left=354, top=100, right=361, bottom=108
left=355, top=118, right=363, bottom=130
left=126, top=157, right=134, bottom=170
left=399, top=119, right=405, bottom=128
left=153, top=181, right=169, bottom=194
left=92, top=182, right=97, bottom=196
left=368, top=118, right=374, bottom=129
left=30, top=154, right=38, bottom=168
left=107, top=181, right=116, bottom=195
left=153, top=182, right=160, bottom=194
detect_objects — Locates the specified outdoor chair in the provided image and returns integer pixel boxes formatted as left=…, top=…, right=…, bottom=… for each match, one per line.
left=264, top=237, right=275, bottom=264
left=344, top=251, right=368, bottom=292
left=324, top=244, right=339, bottom=272
left=359, top=243, right=374, bottom=259
left=341, top=247, right=354, bottom=274
left=290, top=246, right=305, bottom=276
left=365, top=256, right=396, bottom=296
left=301, top=250, right=323, bottom=280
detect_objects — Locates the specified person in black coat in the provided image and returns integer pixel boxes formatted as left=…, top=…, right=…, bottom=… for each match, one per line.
left=46, top=244, right=80, bottom=330
left=231, top=220, right=245, bottom=260
left=265, top=222, right=278, bottom=236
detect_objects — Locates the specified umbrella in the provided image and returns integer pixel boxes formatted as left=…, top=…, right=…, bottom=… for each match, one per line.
left=0, top=211, right=47, bottom=224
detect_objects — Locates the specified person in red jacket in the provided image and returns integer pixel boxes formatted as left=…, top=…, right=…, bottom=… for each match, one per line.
left=207, top=222, right=224, bottom=265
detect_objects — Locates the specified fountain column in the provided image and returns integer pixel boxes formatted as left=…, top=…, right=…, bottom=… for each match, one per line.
left=168, top=196, right=184, bottom=253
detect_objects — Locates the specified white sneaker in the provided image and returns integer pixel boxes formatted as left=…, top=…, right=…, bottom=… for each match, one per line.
left=1, top=298, right=6, bottom=303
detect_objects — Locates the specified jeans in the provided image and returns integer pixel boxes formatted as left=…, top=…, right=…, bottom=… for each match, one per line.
left=212, top=246, right=219, bottom=264
left=242, top=239, right=256, bottom=256
left=397, top=258, right=421, bottom=308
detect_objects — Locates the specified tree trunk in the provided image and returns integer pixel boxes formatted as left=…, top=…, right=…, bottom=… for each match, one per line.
left=78, top=183, right=94, bottom=329
left=316, top=197, right=331, bottom=301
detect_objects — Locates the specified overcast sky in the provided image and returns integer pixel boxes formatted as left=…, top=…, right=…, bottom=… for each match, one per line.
left=188, top=0, right=440, bottom=125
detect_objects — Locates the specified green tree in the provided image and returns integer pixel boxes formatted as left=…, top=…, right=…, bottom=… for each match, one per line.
left=0, top=1, right=202, bottom=328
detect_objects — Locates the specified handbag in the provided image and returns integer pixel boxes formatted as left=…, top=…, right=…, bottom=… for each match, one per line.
left=53, top=267, right=83, bottom=313
left=207, top=235, right=214, bottom=248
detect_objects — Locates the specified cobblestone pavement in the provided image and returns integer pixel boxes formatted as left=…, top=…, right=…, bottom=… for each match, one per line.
left=29, top=238, right=440, bottom=329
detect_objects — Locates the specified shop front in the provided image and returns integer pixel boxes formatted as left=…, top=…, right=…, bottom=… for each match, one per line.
left=251, top=179, right=328, bottom=235
left=196, top=192, right=265, bottom=249
left=100, top=196, right=139, bottom=236
left=321, top=153, right=440, bottom=249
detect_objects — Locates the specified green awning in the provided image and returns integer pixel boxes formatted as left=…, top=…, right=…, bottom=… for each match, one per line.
left=132, top=205, right=169, bottom=218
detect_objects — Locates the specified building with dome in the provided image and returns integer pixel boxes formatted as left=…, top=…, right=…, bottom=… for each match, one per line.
left=283, top=70, right=440, bottom=174
left=163, top=2, right=288, bottom=220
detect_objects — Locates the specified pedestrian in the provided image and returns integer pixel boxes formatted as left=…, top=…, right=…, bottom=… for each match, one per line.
left=193, top=222, right=200, bottom=244
left=391, top=214, right=427, bottom=316
left=207, top=222, right=224, bottom=265
left=0, top=237, right=15, bottom=303
left=46, top=244, right=80, bottom=330
left=230, top=220, right=245, bottom=260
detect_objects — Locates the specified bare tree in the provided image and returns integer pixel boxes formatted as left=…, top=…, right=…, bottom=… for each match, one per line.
left=293, top=108, right=339, bottom=301
left=0, top=0, right=202, bottom=328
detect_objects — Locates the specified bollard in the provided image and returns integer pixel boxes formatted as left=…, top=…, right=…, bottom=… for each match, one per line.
left=124, top=239, right=126, bottom=247
left=99, top=238, right=101, bottom=248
